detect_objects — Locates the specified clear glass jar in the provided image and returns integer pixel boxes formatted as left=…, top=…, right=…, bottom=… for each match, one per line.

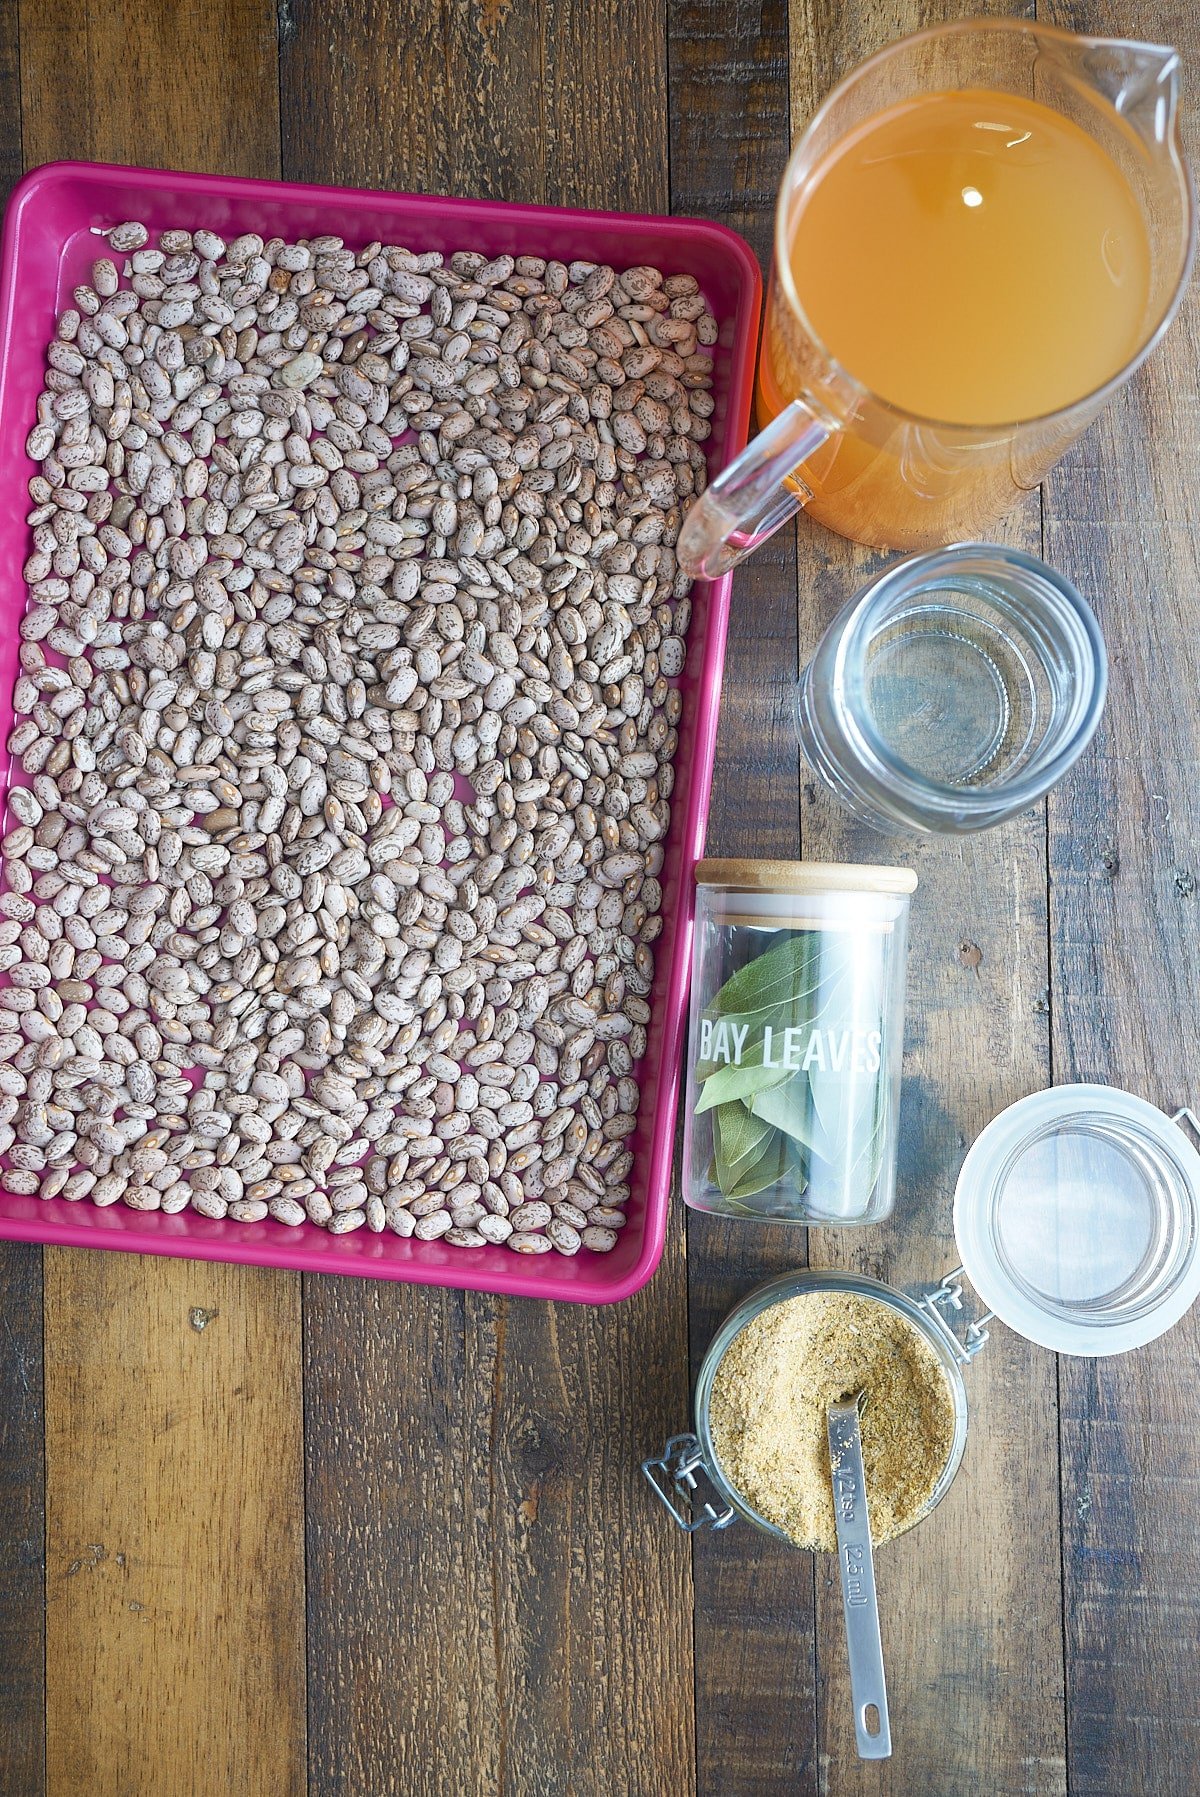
left=644, top=1270, right=970, bottom=1545
left=683, top=860, right=916, bottom=1224
left=954, top=1086, right=1200, bottom=1354
left=794, top=543, right=1107, bottom=834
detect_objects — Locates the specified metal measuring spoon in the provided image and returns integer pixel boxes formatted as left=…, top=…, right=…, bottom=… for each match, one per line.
left=827, top=1389, right=892, bottom=1759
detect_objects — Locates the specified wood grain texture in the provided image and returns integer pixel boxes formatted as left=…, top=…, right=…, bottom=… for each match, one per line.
left=540, top=0, right=668, bottom=214
left=301, top=1284, right=501, bottom=1792
left=303, top=1271, right=695, bottom=1796
left=0, top=1244, right=45, bottom=1797
left=0, top=0, right=18, bottom=203
left=24, top=7, right=306, bottom=1796
left=1041, top=4, right=1200, bottom=1791
left=279, top=0, right=546, bottom=198
left=285, top=4, right=696, bottom=1793
left=0, top=13, right=44, bottom=1784
left=0, top=8, right=42, bottom=1789
left=804, top=767, right=1066, bottom=1797
left=788, top=5, right=1067, bottom=1792
left=796, top=528, right=1065, bottom=1797
left=669, top=3, right=821, bottom=1791
left=20, top=0, right=280, bottom=174
left=43, top=1256, right=306, bottom=1797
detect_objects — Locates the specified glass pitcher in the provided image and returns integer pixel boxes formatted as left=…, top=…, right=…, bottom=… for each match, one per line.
left=679, top=20, right=1195, bottom=572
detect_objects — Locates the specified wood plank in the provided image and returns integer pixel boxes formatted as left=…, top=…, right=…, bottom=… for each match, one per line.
left=668, top=2, right=820, bottom=1791
left=0, top=1244, right=45, bottom=1797
left=540, top=0, right=667, bottom=215
left=20, top=0, right=280, bottom=175
left=43, top=1257, right=306, bottom=1797
left=304, top=1269, right=696, bottom=1794
left=283, top=4, right=697, bottom=1792
left=279, top=0, right=545, bottom=197
left=1040, top=5, right=1200, bottom=1790
left=0, top=0, right=18, bottom=202
left=784, top=4, right=1068, bottom=1791
left=23, top=6, right=307, bottom=1795
left=301, top=1284, right=500, bottom=1790
left=480, top=1264, right=695, bottom=1795
left=804, top=770, right=1066, bottom=1795
left=0, top=6, right=43, bottom=1788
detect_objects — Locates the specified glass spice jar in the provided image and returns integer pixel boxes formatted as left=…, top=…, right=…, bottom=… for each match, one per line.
left=648, top=1088, right=1200, bottom=1546
left=643, top=1269, right=970, bottom=1544
left=683, top=861, right=917, bottom=1225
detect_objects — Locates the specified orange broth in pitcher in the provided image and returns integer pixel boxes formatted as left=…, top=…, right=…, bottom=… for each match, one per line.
left=763, top=87, right=1151, bottom=428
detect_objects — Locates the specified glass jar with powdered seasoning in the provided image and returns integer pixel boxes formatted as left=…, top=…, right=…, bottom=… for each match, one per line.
left=646, top=1271, right=969, bottom=1552
left=682, top=861, right=916, bottom=1225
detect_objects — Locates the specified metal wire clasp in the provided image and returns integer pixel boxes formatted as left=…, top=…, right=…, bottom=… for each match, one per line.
left=642, top=1433, right=736, bottom=1533
left=1173, top=1107, right=1200, bottom=1143
left=916, top=1268, right=995, bottom=1365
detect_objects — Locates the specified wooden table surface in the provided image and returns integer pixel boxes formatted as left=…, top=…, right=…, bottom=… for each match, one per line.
left=1, top=1, right=1198, bottom=1792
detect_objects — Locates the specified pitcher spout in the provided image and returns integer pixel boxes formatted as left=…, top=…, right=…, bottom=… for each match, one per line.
left=1065, top=34, right=1182, bottom=146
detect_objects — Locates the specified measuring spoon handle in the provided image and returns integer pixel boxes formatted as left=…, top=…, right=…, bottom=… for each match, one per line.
left=827, top=1401, right=892, bottom=1760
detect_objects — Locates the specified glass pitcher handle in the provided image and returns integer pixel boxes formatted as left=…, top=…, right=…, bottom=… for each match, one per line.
left=677, top=397, right=834, bottom=579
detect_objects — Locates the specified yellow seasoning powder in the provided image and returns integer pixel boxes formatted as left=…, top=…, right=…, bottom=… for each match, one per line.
left=708, top=1290, right=958, bottom=1551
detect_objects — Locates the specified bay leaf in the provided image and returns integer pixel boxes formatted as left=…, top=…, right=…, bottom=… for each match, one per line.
left=696, top=1012, right=792, bottom=1083
left=790, top=923, right=889, bottom=1216
left=709, top=932, right=825, bottom=1020
left=696, top=968, right=858, bottom=1085
left=713, top=1101, right=775, bottom=1178
left=699, top=924, right=892, bottom=1212
left=846, top=1099, right=886, bottom=1199
left=807, top=1051, right=880, bottom=1143
left=719, top=1129, right=794, bottom=1201
left=748, top=1074, right=833, bottom=1158
left=695, top=1055, right=792, bottom=1114
left=804, top=928, right=886, bottom=1131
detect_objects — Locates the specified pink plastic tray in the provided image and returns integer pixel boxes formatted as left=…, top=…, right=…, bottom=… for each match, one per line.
left=0, top=161, right=761, bottom=1302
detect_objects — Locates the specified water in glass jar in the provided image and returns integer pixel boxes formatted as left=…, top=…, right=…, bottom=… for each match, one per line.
left=860, top=569, right=1082, bottom=791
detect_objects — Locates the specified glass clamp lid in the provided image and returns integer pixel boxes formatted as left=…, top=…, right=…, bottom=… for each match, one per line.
left=953, top=1085, right=1200, bottom=1356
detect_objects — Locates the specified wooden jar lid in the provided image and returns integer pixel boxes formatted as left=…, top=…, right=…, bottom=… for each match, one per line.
left=693, top=858, right=918, bottom=897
